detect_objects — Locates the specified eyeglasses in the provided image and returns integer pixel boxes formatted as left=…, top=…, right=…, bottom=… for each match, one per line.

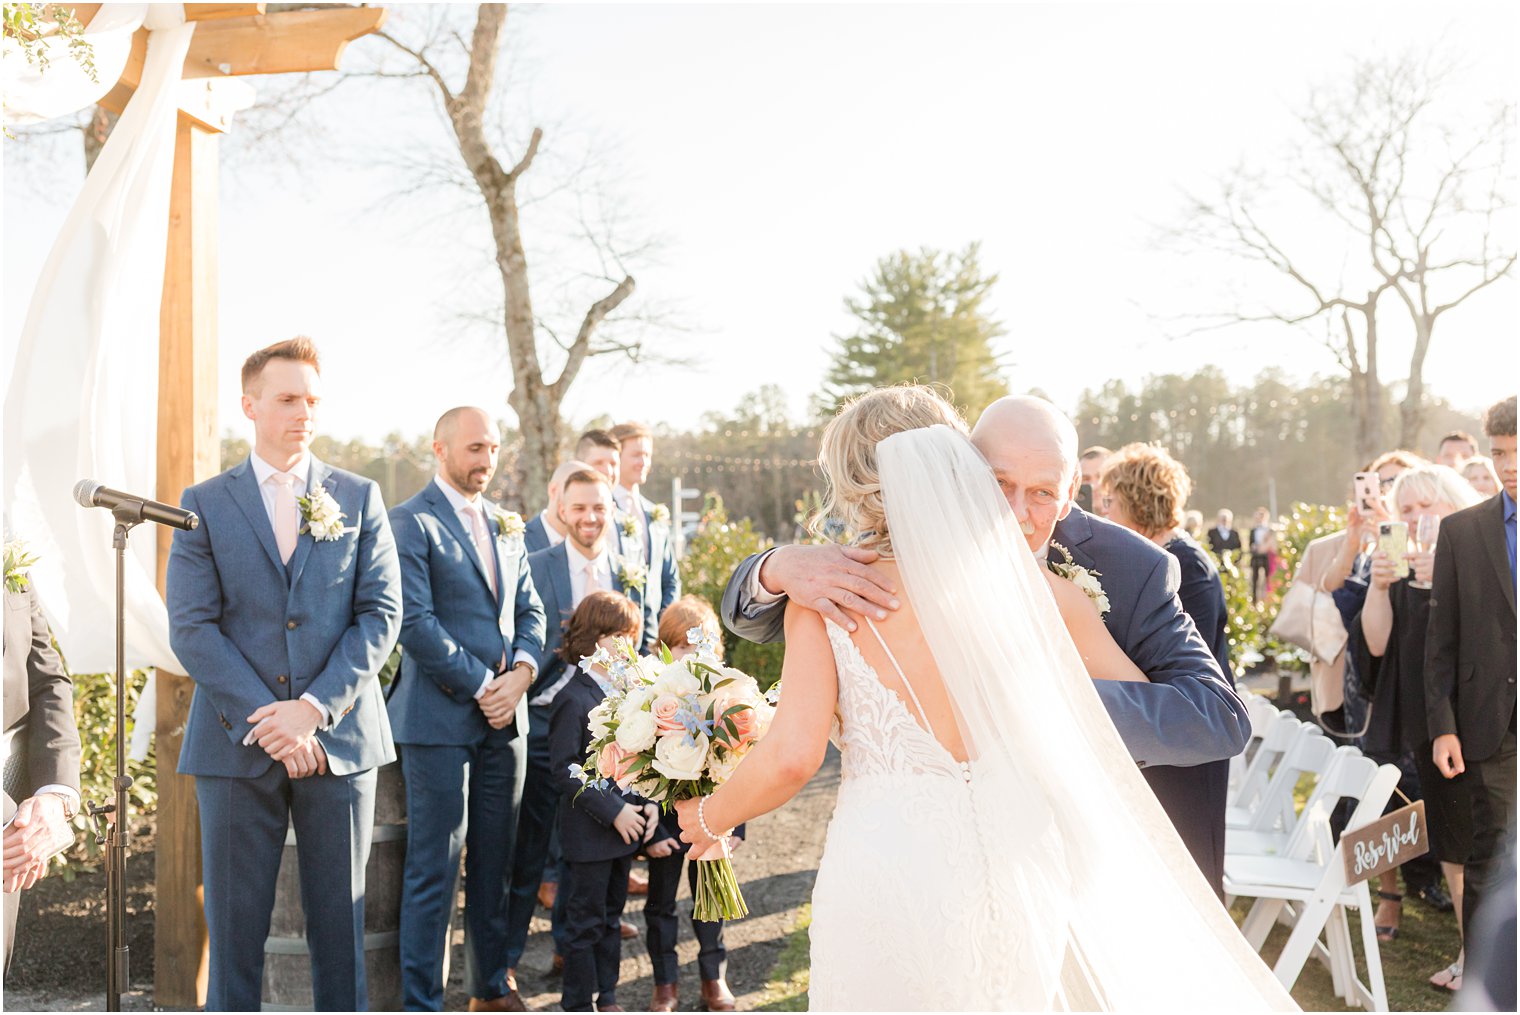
left=1378, top=476, right=1397, bottom=489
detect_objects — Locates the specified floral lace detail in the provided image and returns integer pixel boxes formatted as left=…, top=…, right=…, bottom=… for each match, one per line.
left=823, top=621, right=969, bottom=784
left=808, top=621, right=1049, bottom=1010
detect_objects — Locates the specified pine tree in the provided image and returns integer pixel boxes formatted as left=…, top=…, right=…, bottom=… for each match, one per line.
left=822, top=243, right=1008, bottom=419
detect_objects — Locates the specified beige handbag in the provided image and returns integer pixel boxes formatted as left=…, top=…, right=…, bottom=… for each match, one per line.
left=1269, top=575, right=1348, bottom=665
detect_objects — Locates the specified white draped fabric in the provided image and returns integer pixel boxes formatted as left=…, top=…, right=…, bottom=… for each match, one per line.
left=0, top=5, right=147, bottom=127
left=4, top=10, right=199, bottom=758
left=873, top=426, right=1297, bottom=1010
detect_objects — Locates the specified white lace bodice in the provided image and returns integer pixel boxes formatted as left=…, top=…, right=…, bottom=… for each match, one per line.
left=824, top=620, right=972, bottom=786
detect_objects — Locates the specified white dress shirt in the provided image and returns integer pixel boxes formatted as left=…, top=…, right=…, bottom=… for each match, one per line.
left=248, top=452, right=331, bottom=733
left=527, top=542, right=613, bottom=708
left=432, top=476, right=537, bottom=698
left=537, top=509, right=566, bottom=547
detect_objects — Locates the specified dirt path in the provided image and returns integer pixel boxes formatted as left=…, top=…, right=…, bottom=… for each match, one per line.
left=4, top=755, right=840, bottom=1012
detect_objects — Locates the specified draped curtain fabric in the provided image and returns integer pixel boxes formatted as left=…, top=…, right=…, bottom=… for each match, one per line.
left=4, top=7, right=198, bottom=758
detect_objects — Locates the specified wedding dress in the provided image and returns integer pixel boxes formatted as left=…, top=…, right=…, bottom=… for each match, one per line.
left=804, top=425, right=1296, bottom=1012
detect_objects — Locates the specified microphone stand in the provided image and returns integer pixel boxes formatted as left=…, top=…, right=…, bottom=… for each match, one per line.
left=88, top=504, right=142, bottom=1012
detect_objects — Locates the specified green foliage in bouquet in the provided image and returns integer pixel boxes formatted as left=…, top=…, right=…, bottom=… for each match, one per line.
left=1216, top=502, right=1346, bottom=679
left=678, top=496, right=786, bottom=690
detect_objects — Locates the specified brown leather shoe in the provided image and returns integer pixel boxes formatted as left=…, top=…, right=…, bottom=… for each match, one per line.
left=596, top=1004, right=626, bottom=1012
left=701, top=978, right=736, bottom=1011
left=628, top=868, right=649, bottom=896
left=619, top=918, right=638, bottom=940
left=538, top=879, right=558, bottom=909
left=468, top=993, right=528, bottom=1012
left=650, top=983, right=678, bottom=1012
left=550, top=952, right=564, bottom=976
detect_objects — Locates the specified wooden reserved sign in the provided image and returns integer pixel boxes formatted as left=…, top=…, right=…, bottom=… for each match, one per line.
left=1342, top=801, right=1429, bottom=886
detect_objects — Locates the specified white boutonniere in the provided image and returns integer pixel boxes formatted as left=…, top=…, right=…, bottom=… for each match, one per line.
left=649, top=503, right=671, bottom=529
left=493, top=507, right=526, bottom=546
left=298, top=487, right=347, bottom=542
left=1046, top=541, right=1110, bottom=616
left=619, top=514, right=639, bottom=539
left=615, top=555, right=648, bottom=595
left=5, top=540, right=38, bottom=593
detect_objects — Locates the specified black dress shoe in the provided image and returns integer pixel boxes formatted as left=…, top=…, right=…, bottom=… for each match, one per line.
left=1410, top=882, right=1454, bottom=912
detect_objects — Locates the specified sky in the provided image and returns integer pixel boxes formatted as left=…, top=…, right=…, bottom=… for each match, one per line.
left=5, top=2, right=1517, bottom=445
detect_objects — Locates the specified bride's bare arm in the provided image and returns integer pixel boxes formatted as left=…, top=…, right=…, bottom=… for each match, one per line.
left=675, top=602, right=839, bottom=847
left=1043, top=572, right=1148, bottom=683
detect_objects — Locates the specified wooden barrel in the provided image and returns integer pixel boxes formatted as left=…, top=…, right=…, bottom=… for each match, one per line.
left=261, top=761, right=408, bottom=1011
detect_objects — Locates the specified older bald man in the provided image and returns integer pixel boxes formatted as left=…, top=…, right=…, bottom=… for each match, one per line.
left=721, top=395, right=1247, bottom=895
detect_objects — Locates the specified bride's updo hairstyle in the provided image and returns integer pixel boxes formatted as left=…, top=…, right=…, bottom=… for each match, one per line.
left=811, top=385, right=968, bottom=556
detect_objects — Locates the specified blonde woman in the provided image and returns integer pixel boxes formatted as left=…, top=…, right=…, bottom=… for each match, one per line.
left=675, top=386, right=1294, bottom=1011
left=1461, top=455, right=1501, bottom=498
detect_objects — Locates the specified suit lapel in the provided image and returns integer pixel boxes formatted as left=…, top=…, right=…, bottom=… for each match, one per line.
left=287, top=458, right=333, bottom=591
left=424, top=482, right=495, bottom=597
left=551, top=543, right=575, bottom=623
left=1050, top=509, right=1098, bottom=571
left=1476, top=495, right=1517, bottom=616
left=228, top=457, right=285, bottom=575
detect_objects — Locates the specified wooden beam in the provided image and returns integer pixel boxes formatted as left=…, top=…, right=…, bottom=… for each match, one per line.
left=154, top=112, right=221, bottom=1012
left=182, top=6, right=389, bottom=78
left=94, top=26, right=147, bottom=116
left=184, top=3, right=267, bottom=21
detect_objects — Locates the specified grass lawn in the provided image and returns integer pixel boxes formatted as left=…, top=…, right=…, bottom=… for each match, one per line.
left=755, top=895, right=1461, bottom=1011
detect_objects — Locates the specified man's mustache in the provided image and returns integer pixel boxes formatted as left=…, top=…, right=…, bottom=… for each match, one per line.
left=1019, top=518, right=1036, bottom=536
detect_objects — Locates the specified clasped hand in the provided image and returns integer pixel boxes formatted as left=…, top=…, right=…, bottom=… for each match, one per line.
left=2, top=794, right=74, bottom=893
left=247, top=699, right=327, bottom=778
left=761, top=545, right=900, bottom=631
left=612, top=802, right=663, bottom=846
left=479, top=663, right=532, bottom=729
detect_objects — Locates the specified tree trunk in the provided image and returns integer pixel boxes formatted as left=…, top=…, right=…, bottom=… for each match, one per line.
left=1398, top=314, right=1434, bottom=451
left=83, top=104, right=118, bottom=171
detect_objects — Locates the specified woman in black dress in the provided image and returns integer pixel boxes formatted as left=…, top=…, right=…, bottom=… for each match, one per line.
left=1355, top=464, right=1481, bottom=990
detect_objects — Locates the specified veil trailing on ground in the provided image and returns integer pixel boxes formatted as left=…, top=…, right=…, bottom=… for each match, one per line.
left=876, top=425, right=1297, bottom=1011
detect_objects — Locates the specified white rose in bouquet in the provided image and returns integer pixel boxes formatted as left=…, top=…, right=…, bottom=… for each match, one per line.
left=653, top=660, right=700, bottom=697
left=652, top=730, right=709, bottom=781
left=718, top=668, right=761, bottom=700
left=587, top=700, right=615, bottom=740
left=615, top=710, right=658, bottom=754
left=617, top=685, right=654, bottom=722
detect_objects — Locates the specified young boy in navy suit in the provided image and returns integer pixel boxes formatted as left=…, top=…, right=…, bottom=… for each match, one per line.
left=548, top=591, right=654, bottom=1013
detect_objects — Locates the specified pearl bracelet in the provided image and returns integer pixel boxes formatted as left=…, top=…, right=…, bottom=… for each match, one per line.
left=697, top=796, right=722, bottom=842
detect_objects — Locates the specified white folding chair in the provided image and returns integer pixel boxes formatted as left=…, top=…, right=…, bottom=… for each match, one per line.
left=1227, top=713, right=1319, bottom=829
left=1227, top=730, right=1339, bottom=853
left=1230, top=694, right=1285, bottom=794
left=1224, top=751, right=1400, bottom=1011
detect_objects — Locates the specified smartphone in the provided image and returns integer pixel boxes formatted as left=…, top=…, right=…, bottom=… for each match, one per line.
left=1355, top=471, right=1380, bottom=513
left=1378, top=520, right=1410, bottom=580
left=1076, top=482, right=1093, bottom=514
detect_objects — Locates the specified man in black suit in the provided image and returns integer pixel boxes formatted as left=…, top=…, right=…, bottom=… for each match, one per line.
left=1207, top=509, right=1242, bottom=562
left=3, top=581, right=82, bottom=967
left=1426, top=395, right=1517, bottom=935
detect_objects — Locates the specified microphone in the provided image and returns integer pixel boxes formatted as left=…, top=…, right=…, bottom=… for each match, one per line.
left=73, top=480, right=199, bottom=531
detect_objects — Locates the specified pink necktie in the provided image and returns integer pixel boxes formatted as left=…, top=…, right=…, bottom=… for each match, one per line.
left=271, top=473, right=299, bottom=565
left=468, top=506, right=498, bottom=597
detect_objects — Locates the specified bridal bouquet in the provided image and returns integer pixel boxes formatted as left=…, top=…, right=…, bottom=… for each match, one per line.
left=575, top=628, right=774, bottom=920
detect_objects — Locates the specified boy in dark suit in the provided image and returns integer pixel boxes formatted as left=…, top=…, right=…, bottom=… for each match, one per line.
left=548, top=591, right=654, bottom=1013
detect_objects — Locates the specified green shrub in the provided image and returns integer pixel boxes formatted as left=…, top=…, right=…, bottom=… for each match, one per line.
left=1217, top=502, right=1346, bottom=679
left=679, top=496, right=786, bottom=689
left=58, top=667, right=157, bottom=877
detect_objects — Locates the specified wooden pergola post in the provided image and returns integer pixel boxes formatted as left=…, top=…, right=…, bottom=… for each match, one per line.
left=153, top=112, right=221, bottom=1009
left=74, top=3, right=388, bottom=1005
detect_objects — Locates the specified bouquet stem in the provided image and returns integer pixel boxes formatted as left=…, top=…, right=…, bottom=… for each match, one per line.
left=692, top=855, right=748, bottom=921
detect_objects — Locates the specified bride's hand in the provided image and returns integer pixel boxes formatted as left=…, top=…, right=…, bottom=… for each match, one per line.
left=674, top=797, right=712, bottom=850
left=761, top=545, right=899, bottom=631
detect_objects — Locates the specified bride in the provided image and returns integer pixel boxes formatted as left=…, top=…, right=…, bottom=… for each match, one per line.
left=674, top=386, right=1295, bottom=1011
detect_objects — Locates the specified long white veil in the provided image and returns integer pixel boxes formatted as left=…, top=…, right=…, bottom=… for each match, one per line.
left=877, top=425, right=1296, bottom=1011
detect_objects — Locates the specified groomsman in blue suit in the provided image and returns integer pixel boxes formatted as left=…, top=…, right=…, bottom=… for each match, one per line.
left=504, top=467, right=643, bottom=977
left=167, top=338, right=402, bottom=1011
left=525, top=460, right=592, bottom=555
left=388, top=407, right=547, bottom=1012
left=610, top=422, right=680, bottom=650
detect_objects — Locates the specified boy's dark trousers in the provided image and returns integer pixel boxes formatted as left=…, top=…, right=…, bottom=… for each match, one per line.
left=645, top=852, right=726, bottom=984
left=560, top=854, right=634, bottom=1012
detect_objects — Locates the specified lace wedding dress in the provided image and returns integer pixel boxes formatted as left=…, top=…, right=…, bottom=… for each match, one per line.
left=800, top=425, right=1297, bottom=1012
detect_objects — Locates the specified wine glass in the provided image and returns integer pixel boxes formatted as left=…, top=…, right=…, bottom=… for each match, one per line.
left=1410, top=514, right=1440, bottom=589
